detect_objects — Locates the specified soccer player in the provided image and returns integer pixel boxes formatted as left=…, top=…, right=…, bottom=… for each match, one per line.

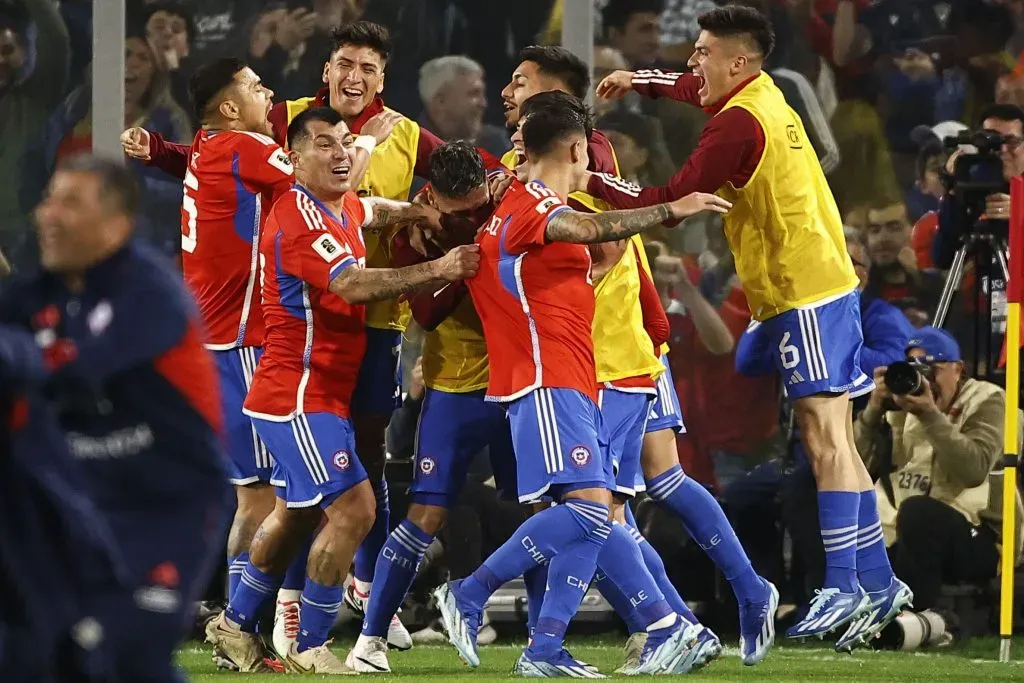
left=590, top=5, right=910, bottom=647
left=433, top=95, right=731, bottom=676
left=4, top=154, right=231, bottom=683
left=499, top=48, right=776, bottom=666
left=204, top=106, right=478, bottom=674
left=168, top=59, right=296, bottom=639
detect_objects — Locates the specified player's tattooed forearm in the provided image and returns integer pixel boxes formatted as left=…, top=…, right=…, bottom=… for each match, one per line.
left=329, top=261, right=442, bottom=304
left=545, top=204, right=672, bottom=244
left=363, top=198, right=424, bottom=231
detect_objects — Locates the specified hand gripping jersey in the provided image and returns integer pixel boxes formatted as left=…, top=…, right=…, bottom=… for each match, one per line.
left=468, top=179, right=597, bottom=403
left=180, top=129, right=294, bottom=349
left=243, top=187, right=369, bottom=420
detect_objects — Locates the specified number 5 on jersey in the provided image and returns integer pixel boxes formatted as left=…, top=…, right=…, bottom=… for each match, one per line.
left=182, top=170, right=199, bottom=253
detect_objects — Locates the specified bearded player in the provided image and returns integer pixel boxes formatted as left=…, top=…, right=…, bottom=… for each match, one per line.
left=591, top=5, right=909, bottom=649
left=499, top=46, right=777, bottom=666
left=433, top=94, right=731, bottom=676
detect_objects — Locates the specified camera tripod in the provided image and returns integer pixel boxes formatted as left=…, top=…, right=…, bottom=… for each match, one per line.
left=932, top=231, right=1010, bottom=382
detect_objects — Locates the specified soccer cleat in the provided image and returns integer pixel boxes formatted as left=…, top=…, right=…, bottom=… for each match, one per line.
left=786, top=587, right=871, bottom=639
left=346, top=634, right=391, bottom=673
left=285, top=641, right=357, bottom=674
left=835, top=578, right=914, bottom=652
left=433, top=580, right=482, bottom=668
left=635, top=619, right=702, bottom=675
left=612, top=632, right=646, bottom=674
left=204, top=612, right=274, bottom=673
left=690, top=626, right=724, bottom=669
left=272, top=599, right=300, bottom=660
left=514, top=648, right=607, bottom=678
left=344, top=581, right=413, bottom=650
left=740, top=579, right=779, bottom=665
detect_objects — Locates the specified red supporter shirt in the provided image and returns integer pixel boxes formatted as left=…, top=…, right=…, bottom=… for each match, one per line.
left=469, top=179, right=597, bottom=403
left=243, top=187, right=368, bottom=420
left=587, top=72, right=765, bottom=208
left=182, top=130, right=294, bottom=349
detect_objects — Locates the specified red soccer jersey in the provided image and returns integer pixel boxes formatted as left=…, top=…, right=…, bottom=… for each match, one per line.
left=181, top=129, right=294, bottom=349
left=469, top=179, right=597, bottom=403
left=243, top=187, right=369, bottom=420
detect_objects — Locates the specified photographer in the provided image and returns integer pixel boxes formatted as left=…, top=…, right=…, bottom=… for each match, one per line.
left=855, top=327, right=1021, bottom=612
left=933, top=104, right=1024, bottom=270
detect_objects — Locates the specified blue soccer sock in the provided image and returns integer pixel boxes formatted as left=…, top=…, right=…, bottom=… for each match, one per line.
left=623, top=506, right=696, bottom=624
left=225, top=562, right=281, bottom=632
left=354, top=480, right=390, bottom=585
left=296, top=579, right=344, bottom=652
left=530, top=523, right=610, bottom=656
left=595, top=522, right=674, bottom=631
left=856, top=489, right=895, bottom=593
left=281, top=536, right=313, bottom=595
left=459, top=500, right=609, bottom=611
left=524, top=564, right=549, bottom=635
left=647, top=465, right=762, bottom=603
left=227, top=552, right=248, bottom=602
left=818, top=490, right=860, bottom=593
left=363, top=519, right=433, bottom=637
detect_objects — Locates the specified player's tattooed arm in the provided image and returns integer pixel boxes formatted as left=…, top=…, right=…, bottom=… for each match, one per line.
left=359, top=197, right=443, bottom=233
left=544, top=192, right=733, bottom=244
left=328, top=245, right=480, bottom=304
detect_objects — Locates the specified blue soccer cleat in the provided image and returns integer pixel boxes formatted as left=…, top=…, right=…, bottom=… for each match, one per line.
left=513, top=648, right=606, bottom=678
left=786, top=587, right=871, bottom=639
left=740, top=579, right=779, bottom=665
left=835, top=578, right=914, bottom=652
left=433, top=580, right=482, bottom=668
left=626, top=618, right=701, bottom=675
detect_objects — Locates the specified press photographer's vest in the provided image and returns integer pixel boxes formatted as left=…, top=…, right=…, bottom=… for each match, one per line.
left=715, top=74, right=858, bottom=321
left=876, top=378, right=1002, bottom=545
left=285, top=98, right=418, bottom=331
left=500, top=150, right=664, bottom=384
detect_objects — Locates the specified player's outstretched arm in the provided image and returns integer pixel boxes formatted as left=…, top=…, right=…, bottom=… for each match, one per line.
left=328, top=244, right=479, bottom=305
left=545, top=193, right=731, bottom=244
left=359, top=197, right=443, bottom=233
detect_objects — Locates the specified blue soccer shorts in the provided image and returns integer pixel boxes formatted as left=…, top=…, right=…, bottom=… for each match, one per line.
left=760, top=290, right=874, bottom=401
left=505, top=387, right=614, bottom=504
left=251, top=412, right=368, bottom=509
left=410, top=388, right=518, bottom=506
left=645, top=355, right=686, bottom=434
left=598, top=388, right=652, bottom=497
left=353, top=327, right=402, bottom=414
left=213, top=347, right=274, bottom=485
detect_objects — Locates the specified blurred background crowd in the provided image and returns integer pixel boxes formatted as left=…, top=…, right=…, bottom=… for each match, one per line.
left=4, top=0, right=1024, bottom=649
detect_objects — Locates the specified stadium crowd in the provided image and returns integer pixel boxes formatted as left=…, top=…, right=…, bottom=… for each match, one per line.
left=3, top=0, right=1024, bottom=678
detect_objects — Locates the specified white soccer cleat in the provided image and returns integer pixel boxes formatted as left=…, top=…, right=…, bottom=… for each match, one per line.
left=613, top=632, right=647, bottom=674
left=346, top=634, right=391, bottom=673
left=387, top=612, right=414, bottom=651
left=273, top=598, right=300, bottom=660
left=285, top=641, right=357, bottom=674
left=204, top=612, right=274, bottom=673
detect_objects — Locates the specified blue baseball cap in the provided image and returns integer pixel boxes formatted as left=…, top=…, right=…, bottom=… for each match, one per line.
left=906, top=326, right=961, bottom=362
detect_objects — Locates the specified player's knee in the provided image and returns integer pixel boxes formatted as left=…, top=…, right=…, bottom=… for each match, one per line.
left=327, top=483, right=376, bottom=538
left=609, top=497, right=628, bottom=522
left=407, top=503, right=447, bottom=536
left=640, top=430, right=677, bottom=478
left=563, top=487, right=612, bottom=512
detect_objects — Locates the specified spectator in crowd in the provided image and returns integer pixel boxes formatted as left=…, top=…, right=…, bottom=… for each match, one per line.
left=855, top=327, right=1023, bottom=611
left=907, top=121, right=966, bottom=223
left=20, top=27, right=192, bottom=262
left=417, top=55, right=508, bottom=159
left=601, top=0, right=663, bottom=69
left=863, top=202, right=941, bottom=324
left=596, top=109, right=675, bottom=186
left=0, top=0, right=69, bottom=269
left=593, top=42, right=634, bottom=117
left=249, top=0, right=362, bottom=102
left=143, top=1, right=197, bottom=121
left=159, top=0, right=263, bottom=67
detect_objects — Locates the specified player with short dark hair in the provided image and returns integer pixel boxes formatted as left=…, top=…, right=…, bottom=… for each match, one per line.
left=592, top=4, right=910, bottom=650
left=203, top=107, right=478, bottom=674
left=3, top=152, right=231, bottom=683
left=433, top=94, right=730, bottom=677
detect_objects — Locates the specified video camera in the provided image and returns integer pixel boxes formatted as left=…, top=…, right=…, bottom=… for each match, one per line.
left=941, top=129, right=1009, bottom=235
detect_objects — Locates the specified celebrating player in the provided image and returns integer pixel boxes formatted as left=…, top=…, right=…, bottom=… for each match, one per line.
left=590, top=5, right=910, bottom=648
left=204, top=107, right=477, bottom=674
left=432, top=95, right=730, bottom=676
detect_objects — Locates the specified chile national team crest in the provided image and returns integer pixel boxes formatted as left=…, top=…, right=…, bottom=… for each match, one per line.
left=333, top=450, right=352, bottom=471
left=419, top=456, right=437, bottom=477
left=570, top=445, right=591, bottom=468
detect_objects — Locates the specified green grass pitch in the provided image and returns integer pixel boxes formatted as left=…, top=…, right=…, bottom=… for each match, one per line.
left=178, top=637, right=1024, bottom=681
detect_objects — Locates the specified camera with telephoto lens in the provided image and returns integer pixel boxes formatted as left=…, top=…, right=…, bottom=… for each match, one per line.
left=942, top=129, right=1010, bottom=235
left=882, top=361, right=931, bottom=411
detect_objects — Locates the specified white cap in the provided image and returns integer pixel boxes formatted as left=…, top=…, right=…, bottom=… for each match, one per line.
left=910, top=120, right=969, bottom=148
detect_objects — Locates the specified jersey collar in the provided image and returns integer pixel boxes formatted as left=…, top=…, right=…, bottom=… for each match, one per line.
left=705, top=72, right=762, bottom=115
left=295, top=184, right=349, bottom=227
left=347, top=97, right=386, bottom=135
